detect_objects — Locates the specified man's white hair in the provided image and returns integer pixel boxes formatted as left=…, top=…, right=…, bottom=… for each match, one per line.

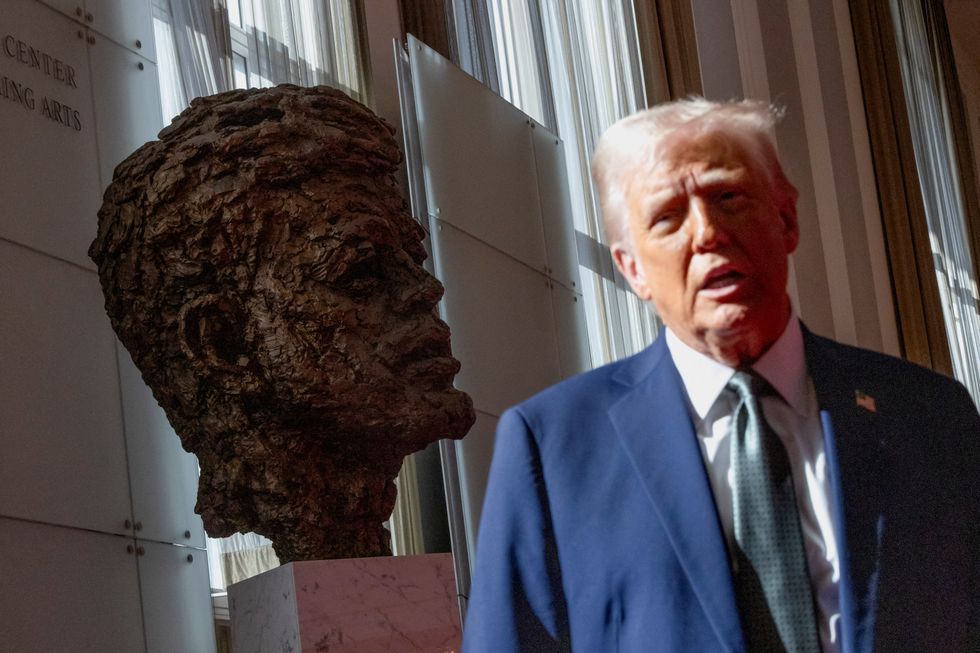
left=591, top=97, right=795, bottom=246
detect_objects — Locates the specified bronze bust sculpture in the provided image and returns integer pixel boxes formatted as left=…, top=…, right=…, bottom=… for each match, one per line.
left=90, top=85, right=474, bottom=562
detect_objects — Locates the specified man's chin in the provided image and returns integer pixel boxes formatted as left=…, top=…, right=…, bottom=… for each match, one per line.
left=696, top=304, right=791, bottom=365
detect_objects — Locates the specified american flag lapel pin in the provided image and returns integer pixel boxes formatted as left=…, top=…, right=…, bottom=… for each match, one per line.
left=855, top=390, right=877, bottom=413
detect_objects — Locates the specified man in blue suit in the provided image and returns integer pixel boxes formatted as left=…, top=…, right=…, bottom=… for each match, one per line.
left=462, top=98, right=979, bottom=652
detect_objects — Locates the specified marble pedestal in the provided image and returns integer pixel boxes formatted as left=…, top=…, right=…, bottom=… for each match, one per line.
left=228, top=553, right=462, bottom=653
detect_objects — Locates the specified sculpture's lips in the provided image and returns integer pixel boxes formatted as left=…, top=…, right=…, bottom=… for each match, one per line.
left=398, top=326, right=453, bottom=365
left=404, top=355, right=461, bottom=383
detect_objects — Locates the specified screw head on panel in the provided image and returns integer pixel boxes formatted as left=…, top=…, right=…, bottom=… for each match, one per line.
left=85, top=12, right=93, bottom=22
left=137, top=62, right=144, bottom=71
left=135, top=39, right=142, bottom=49
left=75, top=6, right=82, bottom=16
left=187, top=554, right=194, bottom=563
left=136, top=546, right=145, bottom=556
left=124, top=519, right=132, bottom=529
left=134, top=521, right=142, bottom=532
left=87, top=36, right=95, bottom=45
left=184, top=530, right=192, bottom=539
left=126, top=544, right=134, bottom=554
left=76, top=30, right=83, bottom=39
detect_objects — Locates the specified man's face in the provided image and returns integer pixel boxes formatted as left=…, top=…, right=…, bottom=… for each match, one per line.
left=248, top=173, right=473, bottom=448
left=611, top=130, right=799, bottom=364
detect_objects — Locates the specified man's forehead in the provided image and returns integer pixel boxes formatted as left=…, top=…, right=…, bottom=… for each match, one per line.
left=626, top=133, right=755, bottom=199
left=651, top=128, right=754, bottom=176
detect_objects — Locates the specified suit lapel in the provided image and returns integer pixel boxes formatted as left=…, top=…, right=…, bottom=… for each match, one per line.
left=804, top=329, right=885, bottom=653
left=609, top=337, right=744, bottom=653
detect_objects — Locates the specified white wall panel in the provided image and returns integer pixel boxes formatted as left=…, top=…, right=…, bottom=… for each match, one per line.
left=431, top=220, right=561, bottom=417
left=551, top=284, right=591, bottom=379
left=88, top=34, right=162, bottom=190
left=85, top=0, right=156, bottom=61
left=35, top=0, right=82, bottom=21
left=454, top=410, right=498, bottom=569
left=0, top=0, right=102, bottom=269
left=0, top=517, right=144, bottom=653
left=118, top=345, right=206, bottom=549
left=406, top=38, right=590, bottom=578
left=0, top=240, right=132, bottom=534
left=139, top=540, right=217, bottom=653
left=410, top=38, right=549, bottom=272
left=531, top=125, right=581, bottom=292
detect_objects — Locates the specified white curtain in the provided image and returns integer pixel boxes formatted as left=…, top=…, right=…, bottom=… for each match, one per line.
left=207, top=531, right=280, bottom=589
left=890, top=0, right=980, bottom=404
left=152, top=0, right=233, bottom=120
left=451, top=0, right=660, bottom=366
left=241, top=0, right=366, bottom=101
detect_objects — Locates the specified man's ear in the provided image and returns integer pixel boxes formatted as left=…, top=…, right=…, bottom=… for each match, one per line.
left=178, top=294, right=259, bottom=393
left=780, top=199, right=800, bottom=255
left=776, top=177, right=800, bottom=255
left=611, top=242, right=652, bottom=301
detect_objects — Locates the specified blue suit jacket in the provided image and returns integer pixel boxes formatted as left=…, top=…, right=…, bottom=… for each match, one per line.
left=463, top=328, right=980, bottom=652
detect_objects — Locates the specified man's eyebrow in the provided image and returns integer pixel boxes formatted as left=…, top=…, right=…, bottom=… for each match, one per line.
left=690, top=167, right=748, bottom=188
left=640, top=185, right=685, bottom=213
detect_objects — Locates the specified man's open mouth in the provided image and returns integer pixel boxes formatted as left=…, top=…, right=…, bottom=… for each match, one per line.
left=702, top=266, right=745, bottom=290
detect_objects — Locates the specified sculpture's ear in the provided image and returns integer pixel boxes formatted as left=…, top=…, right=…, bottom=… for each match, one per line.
left=178, top=294, right=259, bottom=393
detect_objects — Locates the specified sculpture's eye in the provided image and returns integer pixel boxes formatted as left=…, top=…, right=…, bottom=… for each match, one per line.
left=308, top=240, right=383, bottom=288
left=310, top=242, right=388, bottom=300
left=343, top=254, right=386, bottom=297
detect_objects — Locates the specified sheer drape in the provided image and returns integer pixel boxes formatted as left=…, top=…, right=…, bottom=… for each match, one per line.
left=890, top=0, right=980, bottom=404
left=152, top=0, right=233, bottom=121
left=449, top=0, right=659, bottom=366
left=242, top=0, right=366, bottom=101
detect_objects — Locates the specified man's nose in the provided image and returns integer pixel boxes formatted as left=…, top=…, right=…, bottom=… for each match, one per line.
left=689, top=199, right=725, bottom=252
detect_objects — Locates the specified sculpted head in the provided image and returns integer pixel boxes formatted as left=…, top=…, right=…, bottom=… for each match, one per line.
left=90, top=85, right=474, bottom=562
left=592, top=98, right=799, bottom=366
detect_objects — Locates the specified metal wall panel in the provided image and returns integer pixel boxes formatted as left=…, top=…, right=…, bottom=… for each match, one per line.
left=139, top=540, right=217, bottom=653
left=85, top=0, right=156, bottom=61
left=430, top=219, right=561, bottom=416
left=405, top=37, right=589, bottom=583
left=551, top=283, right=591, bottom=379
left=0, top=240, right=133, bottom=535
left=88, top=33, right=162, bottom=190
left=118, top=345, right=206, bottom=549
left=0, top=517, right=145, bottom=653
left=453, top=410, right=498, bottom=571
left=531, top=124, right=582, bottom=292
left=0, top=0, right=102, bottom=269
left=410, top=38, right=549, bottom=273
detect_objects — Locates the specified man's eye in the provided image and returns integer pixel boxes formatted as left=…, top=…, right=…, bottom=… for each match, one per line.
left=651, top=209, right=683, bottom=228
left=716, top=190, right=747, bottom=207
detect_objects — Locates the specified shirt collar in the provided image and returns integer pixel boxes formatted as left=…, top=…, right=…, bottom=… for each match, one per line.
left=664, top=314, right=808, bottom=420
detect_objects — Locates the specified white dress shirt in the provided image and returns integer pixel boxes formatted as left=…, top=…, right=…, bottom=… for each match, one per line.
left=665, top=318, right=840, bottom=652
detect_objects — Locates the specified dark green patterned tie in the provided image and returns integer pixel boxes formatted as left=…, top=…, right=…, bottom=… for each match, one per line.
left=728, top=369, right=820, bottom=653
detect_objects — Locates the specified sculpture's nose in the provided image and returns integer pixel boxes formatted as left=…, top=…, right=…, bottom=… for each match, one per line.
left=391, top=266, right=444, bottom=315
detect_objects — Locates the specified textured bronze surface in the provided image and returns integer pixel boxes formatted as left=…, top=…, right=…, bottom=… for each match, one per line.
left=90, top=85, right=474, bottom=562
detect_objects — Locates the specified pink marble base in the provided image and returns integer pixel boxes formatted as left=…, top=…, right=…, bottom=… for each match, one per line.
left=229, top=553, right=461, bottom=653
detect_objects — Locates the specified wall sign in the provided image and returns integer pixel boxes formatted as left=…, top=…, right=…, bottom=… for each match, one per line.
left=1, top=32, right=83, bottom=130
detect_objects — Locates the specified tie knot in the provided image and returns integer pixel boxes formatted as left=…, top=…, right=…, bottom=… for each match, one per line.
left=726, top=368, right=771, bottom=401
